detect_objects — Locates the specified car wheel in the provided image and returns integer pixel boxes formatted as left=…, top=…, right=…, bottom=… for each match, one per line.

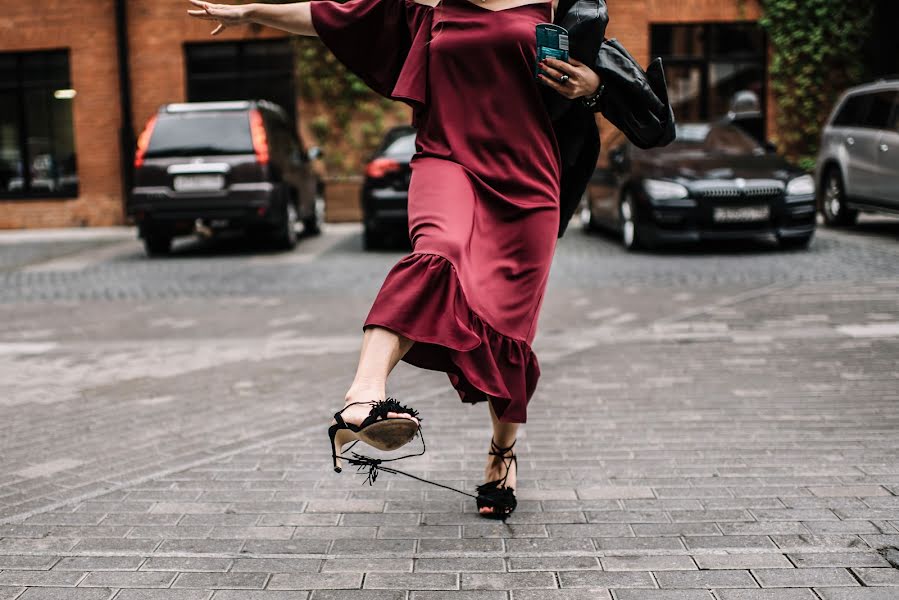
left=820, top=169, right=858, bottom=227
left=619, top=193, right=644, bottom=251
left=143, top=232, right=172, bottom=257
left=778, top=233, right=814, bottom=250
left=303, top=192, right=325, bottom=237
left=362, top=223, right=381, bottom=251
left=273, top=200, right=299, bottom=250
left=579, top=191, right=599, bottom=233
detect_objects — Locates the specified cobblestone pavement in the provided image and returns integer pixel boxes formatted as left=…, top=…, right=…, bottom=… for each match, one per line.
left=0, top=219, right=897, bottom=599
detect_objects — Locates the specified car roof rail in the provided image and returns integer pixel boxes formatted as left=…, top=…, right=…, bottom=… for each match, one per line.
left=163, top=101, right=252, bottom=113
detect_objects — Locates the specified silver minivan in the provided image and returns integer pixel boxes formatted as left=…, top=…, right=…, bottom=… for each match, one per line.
left=816, top=79, right=899, bottom=226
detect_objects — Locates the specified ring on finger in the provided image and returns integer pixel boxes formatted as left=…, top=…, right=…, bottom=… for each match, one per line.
left=559, top=74, right=570, bottom=84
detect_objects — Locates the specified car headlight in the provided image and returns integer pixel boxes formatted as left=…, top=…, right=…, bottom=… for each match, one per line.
left=786, top=174, right=815, bottom=197
left=644, top=179, right=689, bottom=200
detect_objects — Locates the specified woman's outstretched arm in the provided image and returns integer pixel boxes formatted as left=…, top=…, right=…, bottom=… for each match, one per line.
left=187, top=0, right=318, bottom=37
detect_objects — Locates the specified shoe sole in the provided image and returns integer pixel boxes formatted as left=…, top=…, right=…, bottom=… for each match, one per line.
left=356, top=418, right=419, bottom=451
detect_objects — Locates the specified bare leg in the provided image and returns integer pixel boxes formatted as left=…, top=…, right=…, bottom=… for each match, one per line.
left=480, top=399, right=519, bottom=516
left=336, top=325, right=418, bottom=427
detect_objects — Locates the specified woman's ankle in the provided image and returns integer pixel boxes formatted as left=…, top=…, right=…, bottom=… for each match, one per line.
left=343, top=385, right=385, bottom=406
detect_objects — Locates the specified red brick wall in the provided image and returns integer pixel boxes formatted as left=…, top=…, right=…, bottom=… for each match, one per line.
left=0, top=0, right=767, bottom=229
left=0, top=0, right=122, bottom=228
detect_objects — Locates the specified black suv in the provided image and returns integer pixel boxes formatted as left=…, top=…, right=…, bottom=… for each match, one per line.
left=361, top=126, right=416, bottom=250
left=129, top=100, right=324, bottom=256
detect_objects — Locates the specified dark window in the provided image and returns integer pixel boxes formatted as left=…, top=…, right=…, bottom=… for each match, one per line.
left=145, top=112, right=254, bottom=158
left=832, top=94, right=873, bottom=128
left=185, top=40, right=297, bottom=124
left=0, top=50, right=78, bottom=199
left=651, top=23, right=768, bottom=132
left=863, top=91, right=898, bottom=129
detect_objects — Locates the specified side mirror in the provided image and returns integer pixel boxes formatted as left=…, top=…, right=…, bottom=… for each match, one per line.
left=307, top=146, right=323, bottom=161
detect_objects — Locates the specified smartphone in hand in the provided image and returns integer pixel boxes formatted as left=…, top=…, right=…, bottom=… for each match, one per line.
left=535, top=23, right=569, bottom=79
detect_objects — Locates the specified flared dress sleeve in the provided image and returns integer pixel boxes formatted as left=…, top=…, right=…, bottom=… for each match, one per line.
left=309, top=0, right=430, bottom=111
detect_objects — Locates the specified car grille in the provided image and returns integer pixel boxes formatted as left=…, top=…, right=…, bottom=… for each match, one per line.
left=691, top=180, right=785, bottom=202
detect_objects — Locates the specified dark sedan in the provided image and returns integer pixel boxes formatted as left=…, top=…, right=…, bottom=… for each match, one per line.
left=361, top=126, right=416, bottom=250
left=581, top=122, right=817, bottom=250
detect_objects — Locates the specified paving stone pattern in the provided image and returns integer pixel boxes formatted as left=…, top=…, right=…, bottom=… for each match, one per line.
left=0, top=222, right=897, bottom=599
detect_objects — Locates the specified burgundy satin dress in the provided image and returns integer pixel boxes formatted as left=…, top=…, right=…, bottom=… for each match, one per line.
left=311, top=0, right=562, bottom=423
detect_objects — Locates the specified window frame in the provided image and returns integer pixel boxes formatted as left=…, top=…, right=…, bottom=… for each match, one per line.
left=650, top=21, right=769, bottom=131
left=0, top=48, right=79, bottom=201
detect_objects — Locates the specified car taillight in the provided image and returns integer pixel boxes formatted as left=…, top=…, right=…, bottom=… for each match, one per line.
left=249, top=109, right=270, bottom=165
left=365, top=158, right=402, bottom=179
left=134, top=114, right=158, bottom=168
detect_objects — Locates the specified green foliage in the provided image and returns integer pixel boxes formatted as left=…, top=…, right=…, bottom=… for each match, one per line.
left=293, top=37, right=402, bottom=174
left=759, top=0, right=875, bottom=165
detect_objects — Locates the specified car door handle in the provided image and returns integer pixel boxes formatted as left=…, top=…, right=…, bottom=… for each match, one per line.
left=881, top=144, right=889, bottom=152
left=846, top=137, right=855, bottom=146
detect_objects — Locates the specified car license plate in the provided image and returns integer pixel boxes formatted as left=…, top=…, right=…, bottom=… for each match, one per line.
left=713, top=205, right=770, bottom=223
left=173, top=174, right=224, bottom=192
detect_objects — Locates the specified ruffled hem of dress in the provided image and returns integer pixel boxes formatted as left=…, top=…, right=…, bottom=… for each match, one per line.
left=363, top=252, right=540, bottom=424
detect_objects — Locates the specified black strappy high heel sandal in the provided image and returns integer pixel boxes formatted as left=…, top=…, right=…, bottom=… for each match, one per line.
left=476, top=438, right=518, bottom=521
left=328, top=398, right=422, bottom=473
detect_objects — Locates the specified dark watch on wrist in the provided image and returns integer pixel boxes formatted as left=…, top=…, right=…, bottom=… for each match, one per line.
left=580, top=83, right=605, bottom=110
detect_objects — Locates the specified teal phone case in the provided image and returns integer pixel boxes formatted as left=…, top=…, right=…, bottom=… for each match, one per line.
left=535, top=23, right=569, bottom=79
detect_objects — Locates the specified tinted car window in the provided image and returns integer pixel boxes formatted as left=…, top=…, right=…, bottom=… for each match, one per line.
left=863, top=91, right=898, bottom=129
left=832, top=93, right=872, bottom=128
left=145, top=112, right=253, bottom=158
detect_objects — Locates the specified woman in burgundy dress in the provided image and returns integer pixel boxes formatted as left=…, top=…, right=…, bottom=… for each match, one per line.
left=189, top=0, right=601, bottom=519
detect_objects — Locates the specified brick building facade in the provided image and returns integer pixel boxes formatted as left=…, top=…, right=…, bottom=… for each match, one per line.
left=0, top=0, right=764, bottom=229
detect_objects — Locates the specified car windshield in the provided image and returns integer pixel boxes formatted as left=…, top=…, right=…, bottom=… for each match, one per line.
left=382, top=134, right=417, bottom=157
left=654, top=123, right=765, bottom=156
left=145, top=113, right=254, bottom=158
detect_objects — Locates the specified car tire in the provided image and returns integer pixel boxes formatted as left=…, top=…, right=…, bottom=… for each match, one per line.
left=303, top=192, right=325, bottom=237
left=778, top=233, right=814, bottom=250
left=580, top=191, right=599, bottom=233
left=620, top=193, right=646, bottom=251
left=362, top=223, right=382, bottom=251
left=273, top=200, right=299, bottom=250
left=143, top=232, right=173, bottom=257
left=820, top=169, right=858, bottom=227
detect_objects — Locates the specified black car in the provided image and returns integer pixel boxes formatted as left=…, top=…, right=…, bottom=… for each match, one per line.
left=129, top=100, right=324, bottom=256
left=360, top=126, right=416, bottom=250
left=581, top=122, right=817, bottom=250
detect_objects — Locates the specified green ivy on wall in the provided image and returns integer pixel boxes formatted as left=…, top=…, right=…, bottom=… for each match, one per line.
left=759, top=0, right=875, bottom=170
left=293, top=36, right=408, bottom=175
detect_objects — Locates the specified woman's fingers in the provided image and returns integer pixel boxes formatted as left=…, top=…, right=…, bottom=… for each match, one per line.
left=543, top=57, right=574, bottom=76
left=538, top=61, right=563, bottom=80
left=188, top=0, right=217, bottom=19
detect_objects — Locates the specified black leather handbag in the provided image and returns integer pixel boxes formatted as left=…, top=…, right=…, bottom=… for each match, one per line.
left=592, top=38, right=676, bottom=149
left=546, top=0, right=676, bottom=150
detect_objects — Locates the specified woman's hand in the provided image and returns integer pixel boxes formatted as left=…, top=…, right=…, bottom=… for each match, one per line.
left=187, top=0, right=253, bottom=35
left=537, top=57, right=601, bottom=100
